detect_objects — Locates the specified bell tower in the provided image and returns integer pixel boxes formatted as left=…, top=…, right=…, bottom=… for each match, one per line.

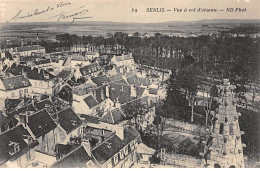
left=201, top=79, right=246, bottom=168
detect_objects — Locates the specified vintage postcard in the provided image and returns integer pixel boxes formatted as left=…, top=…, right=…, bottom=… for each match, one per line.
left=0, top=0, right=259, bottom=168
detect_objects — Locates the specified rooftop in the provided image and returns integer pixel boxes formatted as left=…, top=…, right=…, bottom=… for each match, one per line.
left=27, top=109, right=57, bottom=138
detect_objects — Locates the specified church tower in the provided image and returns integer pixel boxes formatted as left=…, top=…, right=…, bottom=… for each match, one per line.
left=201, top=79, right=246, bottom=168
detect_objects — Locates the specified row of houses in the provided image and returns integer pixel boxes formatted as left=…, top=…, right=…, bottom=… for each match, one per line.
left=0, top=46, right=163, bottom=168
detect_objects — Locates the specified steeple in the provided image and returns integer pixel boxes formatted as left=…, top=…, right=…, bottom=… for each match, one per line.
left=201, top=79, right=246, bottom=168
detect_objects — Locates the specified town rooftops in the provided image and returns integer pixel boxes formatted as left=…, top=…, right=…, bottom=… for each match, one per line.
left=91, top=75, right=109, bottom=87
left=83, top=95, right=99, bottom=109
left=0, top=124, right=39, bottom=165
left=0, top=111, right=18, bottom=132
left=72, top=82, right=96, bottom=96
left=51, top=145, right=93, bottom=168
left=86, top=51, right=98, bottom=55
left=57, top=108, right=82, bottom=134
left=4, top=98, right=23, bottom=110
left=26, top=67, right=55, bottom=80
left=33, top=59, right=51, bottom=65
left=79, top=63, right=101, bottom=76
left=100, top=108, right=126, bottom=124
left=0, top=75, right=31, bottom=91
left=34, top=99, right=54, bottom=111
left=71, top=54, right=85, bottom=61
left=8, top=64, right=55, bottom=81
left=16, top=45, right=45, bottom=52
left=56, top=70, right=71, bottom=79
left=127, top=74, right=149, bottom=86
left=26, top=109, right=57, bottom=138
left=91, top=126, right=139, bottom=166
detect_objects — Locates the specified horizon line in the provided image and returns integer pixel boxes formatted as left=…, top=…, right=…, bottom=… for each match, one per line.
left=1, top=18, right=260, bottom=25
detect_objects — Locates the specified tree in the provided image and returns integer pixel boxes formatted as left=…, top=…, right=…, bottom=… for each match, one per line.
left=123, top=100, right=148, bottom=130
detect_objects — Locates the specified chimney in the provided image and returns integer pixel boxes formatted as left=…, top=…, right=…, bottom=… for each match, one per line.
left=92, top=89, right=96, bottom=98
left=130, top=85, right=137, bottom=97
left=101, top=129, right=105, bottom=142
left=147, top=97, right=151, bottom=107
left=82, top=139, right=91, bottom=156
left=115, top=98, right=120, bottom=108
left=100, top=88, right=104, bottom=100
left=19, top=112, right=29, bottom=128
left=115, top=124, right=124, bottom=140
left=105, top=85, right=109, bottom=98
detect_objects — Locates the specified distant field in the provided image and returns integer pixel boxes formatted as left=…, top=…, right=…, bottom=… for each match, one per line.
left=1, top=20, right=258, bottom=40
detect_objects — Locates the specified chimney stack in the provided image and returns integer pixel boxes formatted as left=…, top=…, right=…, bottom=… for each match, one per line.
left=82, top=139, right=91, bottom=156
left=105, top=85, right=109, bottom=98
left=115, top=98, right=120, bottom=108
left=115, top=124, right=124, bottom=140
left=100, top=87, right=104, bottom=100
left=130, top=85, right=137, bottom=97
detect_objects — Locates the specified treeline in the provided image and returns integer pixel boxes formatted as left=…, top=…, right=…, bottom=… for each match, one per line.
left=40, top=31, right=259, bottom=85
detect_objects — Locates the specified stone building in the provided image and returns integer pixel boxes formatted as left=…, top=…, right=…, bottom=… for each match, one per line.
left=201, top=79, right=246, bottom=168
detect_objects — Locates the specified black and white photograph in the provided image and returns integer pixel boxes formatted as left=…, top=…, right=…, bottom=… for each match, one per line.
left=0, top=0, right=259, bottom=168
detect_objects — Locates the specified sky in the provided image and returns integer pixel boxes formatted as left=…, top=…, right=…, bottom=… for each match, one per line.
left=0, top=0, right=260, bottom=23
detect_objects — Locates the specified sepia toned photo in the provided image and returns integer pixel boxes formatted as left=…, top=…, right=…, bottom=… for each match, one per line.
left=0, top=0, right=259, bottom=168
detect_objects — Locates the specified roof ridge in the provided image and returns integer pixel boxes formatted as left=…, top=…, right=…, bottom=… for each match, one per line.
left=0, top=123, right=22, bottom=136
left=51, top=145, right=84, bottom=166
left=91, top=132, right=117, bottom=151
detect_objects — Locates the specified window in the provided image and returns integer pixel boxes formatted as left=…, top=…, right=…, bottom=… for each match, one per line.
left=43, top=144, right=48, bottom=152
left=219, top=123, right=224, bottom=135
left=26, top=151, right=31, bottom=161
left=124, top=146, right=128, bottom=156
left=24, top=89, right=28, bottom=94
left=119, top=150, right=124, bottom=160
left=113, top=154, right=119, bottom=165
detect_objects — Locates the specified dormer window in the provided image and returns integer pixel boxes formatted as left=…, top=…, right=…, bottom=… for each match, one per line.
left=70, top=120, right=77, bottom=126
left=9, top=141, right=20, bottom=155
left=124, top=146, right=128, bottom=156
left=113, top=154, right=119, bottom=165
left=44, top=74, right=49, bottom=80
left=23, top=135, right=33, bottom=145
left=23, top=81, right=28, bottom=86
left=105, top=142, right=112, bottom=149
left=119, top=150, right=124, bottom=160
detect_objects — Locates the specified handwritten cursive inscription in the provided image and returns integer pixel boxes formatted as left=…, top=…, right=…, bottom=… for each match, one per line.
left=50, top=6, right=92, bottom=24
left=6, top=2, right=91, bottom=24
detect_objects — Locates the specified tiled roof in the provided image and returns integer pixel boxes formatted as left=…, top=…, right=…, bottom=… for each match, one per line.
left=72, top=83, right=96, bottom=96
left=149, top=88, right=158, bottom=95
left=86, top=51, right=98, bottom=55
left=83, top=95, right=99, bottom=109
left=100, top=108, right=126, bottom=124
left=108, top=73, right=123, bottom=82
left=0, top=124, right=39, bottom=165
left=79, top=115, right=100, bottom=124
left=26, top=67, right=55, bottom=80
left=34, top=99, right=54, bottom=111
left=91, top=126, right=139, bottom=166
left=91, top=75, right=109, bottom=87
left=67, top=80, right=75, bottom=87
left=79, top=63, right=101, bottom=76
left=57, top=108, right=82, bottom=134
left=52, top=145, right=93, bottom=168
left=27, top=109, right=57, bottom=138
left=126, top=74, right=149, bottom=86
left=8, top=64, right=55, bottom=81
left=56, top=70, right=71, bottom=79
left=4, top=98, right=23, bottom=109
left=0, top=112, right=18, bottom=131
left=33, top=59, right=51, bottom=65
left=16, top=45, right=45, bottom=52
left=0, top=75, right=31, bottom=90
